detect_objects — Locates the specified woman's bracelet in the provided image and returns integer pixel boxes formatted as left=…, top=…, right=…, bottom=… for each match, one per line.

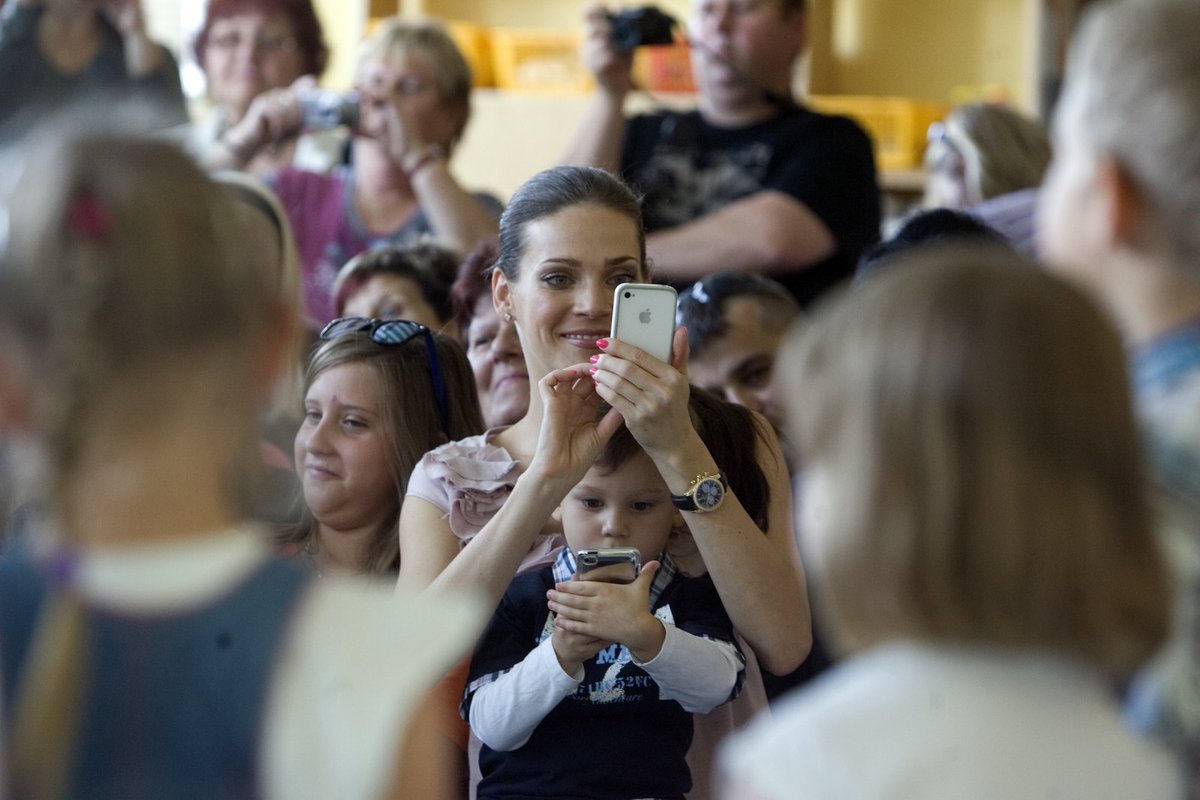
left=403, top=144, right=446, bottom=181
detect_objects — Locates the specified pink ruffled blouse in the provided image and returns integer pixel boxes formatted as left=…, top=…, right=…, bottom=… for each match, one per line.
left=406, top=430, right=565, bottom=575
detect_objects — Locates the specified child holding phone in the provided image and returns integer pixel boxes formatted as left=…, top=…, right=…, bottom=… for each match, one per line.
left=463, top=400, right=753, bottom=800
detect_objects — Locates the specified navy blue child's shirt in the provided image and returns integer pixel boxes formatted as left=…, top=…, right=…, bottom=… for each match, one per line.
left=463, top=549, right=744, bottom=800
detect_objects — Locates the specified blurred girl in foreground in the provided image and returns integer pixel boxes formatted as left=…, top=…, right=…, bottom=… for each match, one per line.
left=719, top=250, right=1178, bottom=799
left=0, top=130, right=478, bottom=799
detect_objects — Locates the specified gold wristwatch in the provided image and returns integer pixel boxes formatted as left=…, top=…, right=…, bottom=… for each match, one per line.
left=670, top=471, right=728, bottom=513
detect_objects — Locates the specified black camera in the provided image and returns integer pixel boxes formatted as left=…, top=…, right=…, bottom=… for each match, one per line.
left=607, top=6, right=677, bottom=52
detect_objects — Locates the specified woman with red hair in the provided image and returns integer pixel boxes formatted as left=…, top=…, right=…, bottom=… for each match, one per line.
left=191, top=0, right=341, bottom=175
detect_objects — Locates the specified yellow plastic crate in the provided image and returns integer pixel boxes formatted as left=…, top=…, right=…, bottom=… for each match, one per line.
left=489, top=29, right=592, bottom=93
left=808, top=95, right=948, bottom=171
left=447, top=21, right=494, bottom=88
left=632, top=41, right=695, bottom=94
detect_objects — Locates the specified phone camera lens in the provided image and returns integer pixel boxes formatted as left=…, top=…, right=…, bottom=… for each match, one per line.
left=624, top=291, right=632, bottom=299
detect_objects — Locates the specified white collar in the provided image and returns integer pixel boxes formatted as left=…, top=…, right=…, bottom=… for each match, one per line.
left=32, top=525, right=274, bottom=613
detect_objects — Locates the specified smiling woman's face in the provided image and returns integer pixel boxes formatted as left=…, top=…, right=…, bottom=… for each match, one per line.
left=494, top=204, right=645, bottom=381
left=465, top=293, right=529, bottom=428
left=204, top=10, right=305, bottom=119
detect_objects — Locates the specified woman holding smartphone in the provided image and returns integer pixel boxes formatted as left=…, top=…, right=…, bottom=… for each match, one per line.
left=400, top=164, right=810, bottom=799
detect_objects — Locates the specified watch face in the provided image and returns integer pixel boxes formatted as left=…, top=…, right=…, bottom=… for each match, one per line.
left=694, top=478, right=725, bottom=511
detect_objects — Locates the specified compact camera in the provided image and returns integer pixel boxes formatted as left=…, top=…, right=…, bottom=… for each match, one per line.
left=297, top=89, right=360, bottom=131
left=607, top=6, right=677, bottom=51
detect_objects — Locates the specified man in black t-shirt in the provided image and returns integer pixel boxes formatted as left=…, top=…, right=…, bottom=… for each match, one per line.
left=562, top=0, right=881, bottom=307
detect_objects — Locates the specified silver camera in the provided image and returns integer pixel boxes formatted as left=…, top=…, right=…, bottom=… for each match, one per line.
left=298, top=89, right=360, bottom=130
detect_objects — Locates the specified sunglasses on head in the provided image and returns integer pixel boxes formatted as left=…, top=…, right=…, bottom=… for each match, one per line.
left=319, top=317, right=449, bottom=432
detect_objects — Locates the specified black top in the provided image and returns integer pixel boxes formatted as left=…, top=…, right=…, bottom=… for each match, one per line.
left=622, top=105, right=882, bottom=307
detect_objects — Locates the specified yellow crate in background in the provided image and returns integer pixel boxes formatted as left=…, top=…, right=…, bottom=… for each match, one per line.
left=808, top=95, right=948, bottom=171
left=632, top=41, right=695, bottom=94
left=489, top=29, right=592, bottom=93
left=447, top=21, right=494, bottom=88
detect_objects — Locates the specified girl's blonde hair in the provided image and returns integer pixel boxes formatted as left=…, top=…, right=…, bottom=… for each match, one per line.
left=0, top=130, right=280, bottom=799
left=213, top=171, right=306, bottom=427
left=925, top=103, right=1051, bottom=206
left=284, top=329, right=484, bottom=574
left=1, top=133, right=274, bottom=513
left=779, top=247, right=1169, bottom=678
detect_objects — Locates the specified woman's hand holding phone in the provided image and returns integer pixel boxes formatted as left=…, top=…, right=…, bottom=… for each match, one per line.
left=591, top=328, right=693, bottom=459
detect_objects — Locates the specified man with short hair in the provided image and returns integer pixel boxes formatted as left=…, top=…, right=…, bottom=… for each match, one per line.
left=564, top=0, right=880, bottom=307
left=676, top=270, right=799, bottom=428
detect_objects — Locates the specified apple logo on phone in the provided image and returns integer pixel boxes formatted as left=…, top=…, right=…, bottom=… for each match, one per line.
left=639, top=309, right=652, bottom=323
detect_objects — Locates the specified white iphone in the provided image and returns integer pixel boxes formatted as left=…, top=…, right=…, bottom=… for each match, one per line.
left=610, top=283, right=677, bottom=364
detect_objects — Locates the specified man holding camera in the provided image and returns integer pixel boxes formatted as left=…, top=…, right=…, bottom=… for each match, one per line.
left=563, top=0, right=880, bottom=308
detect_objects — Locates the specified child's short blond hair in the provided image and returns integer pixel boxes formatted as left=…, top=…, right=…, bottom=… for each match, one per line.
left=779, top=247, right=1170, bottom=678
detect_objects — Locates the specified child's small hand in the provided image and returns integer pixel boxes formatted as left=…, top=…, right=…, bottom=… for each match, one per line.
left=548, top=561, right=666, bottom=663
left=551, top=626, right=609, bottom=676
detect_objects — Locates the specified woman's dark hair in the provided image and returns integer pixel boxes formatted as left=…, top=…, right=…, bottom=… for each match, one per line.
left=676, top=271, right=800, bottom=361
left=495, top=166, right=646, bottom=281
left=595, top=388, right=771, bottom=531
left=194, top=0, right=329, bottom=78
left=856, top=208, right=1014, bottom=280
left=449, top=238, right=499, bottom=342
left=332, top=242, right=459, bottom=323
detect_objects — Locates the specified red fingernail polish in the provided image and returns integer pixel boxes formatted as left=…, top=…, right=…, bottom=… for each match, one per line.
left=589, top=354, right=600, bottom=364
left=596, top=338, right=608, bottom=349
left=589, top=367, right=598, bottom=376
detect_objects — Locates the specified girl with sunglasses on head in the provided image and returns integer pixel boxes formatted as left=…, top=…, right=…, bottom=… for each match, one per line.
left=0, top=130, right=482, bottom=799
left=286, top=318, right=484, bottom=576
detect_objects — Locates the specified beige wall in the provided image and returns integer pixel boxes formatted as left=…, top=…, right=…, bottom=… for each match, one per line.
left=809, top=0, right=1041, bottom=111
left=313, top=0, right=367, bottom=90
left=309, top=0, right=1045, bottom=198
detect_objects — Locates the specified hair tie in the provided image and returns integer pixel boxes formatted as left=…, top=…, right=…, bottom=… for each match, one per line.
left=44, top=546, right=80, bottom=588
left=65, top=192, right=111, bottom=241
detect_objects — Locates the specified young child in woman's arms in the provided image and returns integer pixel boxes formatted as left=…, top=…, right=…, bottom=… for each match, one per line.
left=463, top=372, right=745, bottom=800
